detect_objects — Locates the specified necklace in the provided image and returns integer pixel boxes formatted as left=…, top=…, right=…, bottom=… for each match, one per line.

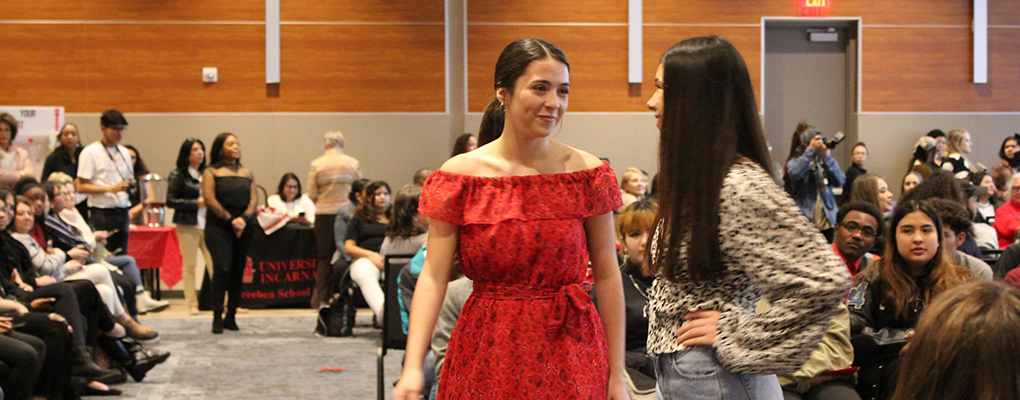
left=624, top=264, right=650, bottom=300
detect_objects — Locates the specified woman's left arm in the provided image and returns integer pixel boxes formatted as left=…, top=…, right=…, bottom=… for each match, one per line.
left=585, top=211, right=630, bottom=400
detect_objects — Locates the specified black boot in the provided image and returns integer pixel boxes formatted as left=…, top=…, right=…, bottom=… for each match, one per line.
left=212, top=312, right=224, bottom=334
left=97, top=336, right=169, bottom=383
left=223, top=311, right=239, bottom=331
left=72, top=345, right=123, bottom=383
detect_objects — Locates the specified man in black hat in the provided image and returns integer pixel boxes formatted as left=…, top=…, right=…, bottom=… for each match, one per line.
left=74, top=110, right=134, bottom=254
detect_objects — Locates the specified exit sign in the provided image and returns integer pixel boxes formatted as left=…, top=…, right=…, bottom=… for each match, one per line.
left=800, top=0, right=831, bottom=15
left=804, top=0, right=830, bottom=6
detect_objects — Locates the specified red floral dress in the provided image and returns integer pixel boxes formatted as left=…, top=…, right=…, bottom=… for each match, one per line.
left=419, top=162, right=622, bottom=399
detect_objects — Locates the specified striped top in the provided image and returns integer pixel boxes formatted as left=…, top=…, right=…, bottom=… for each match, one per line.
left=306, top=149, right=360, bottom=214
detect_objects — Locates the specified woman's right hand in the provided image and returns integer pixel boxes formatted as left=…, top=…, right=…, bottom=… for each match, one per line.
left=232, top=217, right=247, bottom=237
left=369, top=252, right=385, bottom=269
left=392, top=368, right=424, bottom=400
left=67, top=246, right=91, bottom=261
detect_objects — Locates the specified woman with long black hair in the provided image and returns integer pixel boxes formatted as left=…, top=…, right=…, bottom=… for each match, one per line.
left=203, top=133, right=257, bottom=334
left=645, top=36, right=849, bottom=399
left=167, top=138, right=214, bottom=315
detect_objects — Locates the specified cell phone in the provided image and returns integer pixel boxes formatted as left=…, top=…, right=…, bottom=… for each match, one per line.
left=820, top=367, right=859, bottom=377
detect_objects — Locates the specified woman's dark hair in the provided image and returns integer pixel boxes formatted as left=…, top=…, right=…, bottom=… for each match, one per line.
left=650, top=35, right=773, bottom=283
left=355, top=181, right=391, bottom=222
left=0, top=112, right=18, bottom=142
left=57, top=123, right=80, bottom=150
left=386, top=185, right=424, bottom=239
left=0, top=186, right=14, bottom=203
left=41, top=181, right=59, bottom=203
left=451, top=133, right=476, bottom=158
left=175, top=138, right=206, bottom=173
left=123, top=144, right=150, bottom=179
left=13, top=177, right=40, bottom=197
left=857, top=199, right=970, bottom=318
left=209, top=132, right=239, bottom=168
left=927, top=129, right=946, bottom=139
left=479, top=38, right=569, bottom=146
left=998, top=134, right=1020, bottom=168
left=276, top=172, right=301, bottom=200
left=900, top=170, right=964, bottom=205
left=348, top=178, right=371, bottom=204
left=784, top=120, right=821, bottom=165
left=892, top=281, right=1020, bottom=400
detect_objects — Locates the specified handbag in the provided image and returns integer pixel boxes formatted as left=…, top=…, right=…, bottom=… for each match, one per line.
left=254, top=185, right=288, bottom=234
left=315, top=266, right=357, bottom=337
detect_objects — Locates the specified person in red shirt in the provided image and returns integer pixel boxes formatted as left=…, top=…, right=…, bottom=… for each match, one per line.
left=833, top=202, right=884, bottom=277
left=994, top=174, right=1020, bottom=248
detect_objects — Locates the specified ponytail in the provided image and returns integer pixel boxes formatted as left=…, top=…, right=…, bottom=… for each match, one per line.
left=478, top=98, right=505, bottom=146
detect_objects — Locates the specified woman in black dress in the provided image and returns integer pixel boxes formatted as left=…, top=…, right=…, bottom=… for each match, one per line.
left=203, top=133, right=257, bottom=334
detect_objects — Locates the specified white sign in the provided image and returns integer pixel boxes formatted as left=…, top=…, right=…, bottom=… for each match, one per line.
left=0, top=106, right=65, bottom=180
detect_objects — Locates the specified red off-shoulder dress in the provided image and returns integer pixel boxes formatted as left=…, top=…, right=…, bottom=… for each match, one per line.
left=419, top=162, right=622, bottom=399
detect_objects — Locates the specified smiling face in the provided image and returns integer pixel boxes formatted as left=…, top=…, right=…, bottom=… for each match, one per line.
left=14, top=202, right=35, bottom=234
left=283, top=178, right=299, bottom=202
left=877, top=178, right=893, bottom=213
left=499, top=57, right=570, bottom=139
left=896, top=210, right=940, bottom=274
left=23, top=187, right=47, bottom=217
left=51, top=184, right=71, bottom=212
left=980, top=175, right=996, bottom=199
left=189, top=142, right=205, bottom=167
left=623, top=174, right=648, bottom=197
left=647, top=64, right=665, bottom=131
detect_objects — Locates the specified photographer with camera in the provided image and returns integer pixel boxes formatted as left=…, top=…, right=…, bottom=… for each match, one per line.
left=74, top=109, right=135, bottom=255
left=785, top=120, right=846, bottom=242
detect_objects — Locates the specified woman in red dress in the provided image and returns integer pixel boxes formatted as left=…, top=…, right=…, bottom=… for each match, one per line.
left=393, top=38, right=630, bottom=399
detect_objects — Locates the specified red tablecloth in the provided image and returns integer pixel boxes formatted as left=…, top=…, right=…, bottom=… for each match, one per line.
left=127, top=226, right=183, bottom=288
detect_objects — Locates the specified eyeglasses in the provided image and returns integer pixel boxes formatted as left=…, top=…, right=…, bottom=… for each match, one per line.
left=838, top=221, right=877, bottom=239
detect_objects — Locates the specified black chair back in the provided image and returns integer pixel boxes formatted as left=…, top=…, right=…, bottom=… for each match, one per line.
left=378, top=253, right=417, bottom=400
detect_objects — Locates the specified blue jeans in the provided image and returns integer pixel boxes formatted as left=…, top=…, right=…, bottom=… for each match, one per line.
left=655, top=347, right=782, bottom=400
left=105, top=254, right=143, bottom=289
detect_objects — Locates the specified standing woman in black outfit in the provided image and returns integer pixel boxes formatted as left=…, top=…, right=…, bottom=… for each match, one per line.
left=203, top=133, right=257, bottom=334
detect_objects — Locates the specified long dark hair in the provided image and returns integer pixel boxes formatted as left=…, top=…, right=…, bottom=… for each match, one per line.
left=123, top=144, right=150, bottom=178
left=355, top=181, right=391, bottom=222
left=208, top=132, right=239, bottom=168
left=386, top=185, right=424, bottom=239
left=650, top=35, right=772, bottom=283
left=478, top=38, right=569, bottom=146
left=276, top=172, right=301, bottom=200
left=348, top=178, right=370, bottom=205
left=998, top=134, right=1020, bottom=168
left=451, top=134, right=475, bottom=158
left=175, top=138, right=206, bottom=173
left=856, top=199, right=970, bottom=318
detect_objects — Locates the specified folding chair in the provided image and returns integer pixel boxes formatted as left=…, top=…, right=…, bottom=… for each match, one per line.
left=378, top=254, right=416, bottom=400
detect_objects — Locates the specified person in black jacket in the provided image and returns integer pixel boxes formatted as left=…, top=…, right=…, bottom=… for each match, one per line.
left=167, top=138, right=214, bottom=315
left=615, top=200, right=657, bottom=386
left=848, top=200, right=973, bottom=400
left=841, top=142, right=867, bottom=205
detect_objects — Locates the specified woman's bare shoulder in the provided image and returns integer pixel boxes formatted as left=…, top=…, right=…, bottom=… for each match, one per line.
left=552, top=141, right=604, bottom=172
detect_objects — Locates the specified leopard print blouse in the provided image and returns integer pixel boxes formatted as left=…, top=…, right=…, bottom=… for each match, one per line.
left=646, top=161, right=851, bottom=375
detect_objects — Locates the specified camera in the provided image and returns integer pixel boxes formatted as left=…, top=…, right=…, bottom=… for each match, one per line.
left=822, top=131, right=845, bottom=149
left=126, top=180, right=139, bottom=197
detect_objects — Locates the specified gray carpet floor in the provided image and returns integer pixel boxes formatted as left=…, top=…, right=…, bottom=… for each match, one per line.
left=88, top=315, right=405, bottom=400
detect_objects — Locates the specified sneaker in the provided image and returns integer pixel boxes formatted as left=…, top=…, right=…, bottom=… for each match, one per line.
left=136, top=291, right=170, bottom=314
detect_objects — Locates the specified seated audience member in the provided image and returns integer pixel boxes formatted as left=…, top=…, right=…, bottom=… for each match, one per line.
left=892, top=281, right=1020, bottom=400
left=993, top=174, right=1020, bottom=248
left=319, top=178, right=370, bottom=308
left=941, top=129, right=979, bottom=180
left=927, top=129, right=947, bottom=169
left=0, top=113, right=34, bottom=185
left=430, top=273, right=472, bottom=400
left=45, top=177, right=168, bottom=313
left=899, top=171, right=922, bottom=197
left=785, top=120, right=846, bottom=241
left=841, top=142, right=868, bottom=205
left=8, top=196, right=158, bottom=341
left=267, top=172, right=316, bottom=226
left=615, top=200, right=657, bottom=381
left=0, top=305, right=46, bottom=400
left=906, top=136, right=937, bottom=181
left=850, top=174, right=893, bottom=216
left=14, top=178, right=48, bottom=248
left=849, top=200, right=973, bottom=400
left=380, top=185, right=427, bottom=258
left=834, top=202, right=884, bottom=277
left=412, top=168, right=431, bottom=187
left=450, top=133, right=477, bottom=158
left=998, top=133, right=1020, bottom=174
left=344, top=181, right=390, bottom=322
left=994, top=242, right=1020, bottom=281
left=972, top=171, right=999, bottom=223
left=900, top=171, right=982, bottom=259
left=618, top=167, right=648, bottom=210
left=927, top=199, right=993, bottom=280
left=990, top=160, right=1013, bottom=204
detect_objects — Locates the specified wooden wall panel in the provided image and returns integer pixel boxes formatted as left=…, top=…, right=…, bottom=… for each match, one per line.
left=279, top=25, right=445, bottom=112
left=862, top=27, right=1020, bottom=111
left=990, top=0, right=1020, bottom=25
left=468, top=0, right=627, bottom=23
left=282, top=0, right=444, bottom=23
left=644, top=0, right=971, bottom=26
left=4, top=0, right=263, bottom=21
left=467, top=26, right=631, bottom=112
